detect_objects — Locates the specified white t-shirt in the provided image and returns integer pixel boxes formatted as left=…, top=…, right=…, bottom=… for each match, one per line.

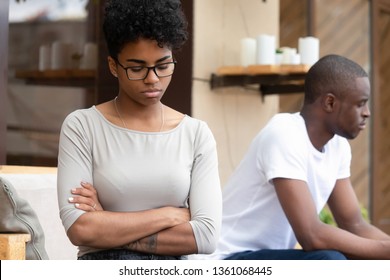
left=57, top=106, right=222, bottom=257
left=199, top=112, right=351, bottom=260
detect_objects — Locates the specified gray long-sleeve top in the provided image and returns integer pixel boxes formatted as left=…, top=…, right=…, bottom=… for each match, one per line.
left=57, top=107, right=222, bottom=257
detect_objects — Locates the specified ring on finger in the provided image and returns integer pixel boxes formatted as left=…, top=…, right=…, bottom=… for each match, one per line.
left=92, top=203, right=96, bottom=210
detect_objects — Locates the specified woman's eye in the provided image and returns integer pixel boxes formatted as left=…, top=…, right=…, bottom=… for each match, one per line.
left=156, top=64, right=169, bottom=70
left=129, top=67, right=144, bottom=73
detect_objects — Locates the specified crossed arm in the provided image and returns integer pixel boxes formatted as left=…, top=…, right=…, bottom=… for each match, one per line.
left=67, top=182, right=197, bottom=256
left=273, top=177, right=390, bottom=259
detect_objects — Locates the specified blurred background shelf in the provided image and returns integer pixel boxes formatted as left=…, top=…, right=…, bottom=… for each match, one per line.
left=14, top=69, right=95, bottom=87
left=210, top=64, right=310, bottom=95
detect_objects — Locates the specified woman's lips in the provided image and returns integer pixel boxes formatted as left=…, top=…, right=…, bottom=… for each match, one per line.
left=142, top=89, right=161, bottom=98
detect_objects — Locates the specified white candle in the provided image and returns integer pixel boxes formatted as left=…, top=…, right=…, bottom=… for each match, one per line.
left=291, top=53, right=301, bottom=65
left=299, top=36, right=320, bottom=65
left=38, top=45, right=51, bottom=71
left=51, top=41, right=70, bottom=70
left=278, top=47, right=295, bottom=64
left=80, top=42, right=98, bottom=70
left=256, top=34, right=276, bottom=65
left=240, top=38, right=256, bottom=66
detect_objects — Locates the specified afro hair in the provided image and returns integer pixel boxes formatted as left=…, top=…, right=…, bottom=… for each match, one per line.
left=103, top=0, right=188, bottom=59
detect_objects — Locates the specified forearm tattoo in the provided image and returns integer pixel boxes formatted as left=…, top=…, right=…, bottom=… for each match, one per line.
left=145, top=234, right=157, bottom=253
left=126, top=234, right=158, bottom=254
left=126, top=240, right=139, bottom=251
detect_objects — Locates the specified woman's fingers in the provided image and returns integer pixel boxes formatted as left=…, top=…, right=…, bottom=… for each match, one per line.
left=69, top=182, right=103, bottom=211
left=71, top=183, right=96, bottom=197
left=68, top=196, right=97, bottom=212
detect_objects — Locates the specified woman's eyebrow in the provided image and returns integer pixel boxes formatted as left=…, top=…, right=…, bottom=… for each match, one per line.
left=125, top=55, right=172, bottom=64
left=156, top=56, right=173, bottom=63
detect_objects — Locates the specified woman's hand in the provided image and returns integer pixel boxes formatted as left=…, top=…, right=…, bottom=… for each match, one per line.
left=158, top=206, right=191, bottom=227
left=68, top=181, right=103, bottom=212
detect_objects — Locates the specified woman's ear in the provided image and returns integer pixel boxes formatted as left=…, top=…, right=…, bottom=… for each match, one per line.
left=322, top=93, right=336, bottom=113
left=107, top=56, right=118, bottom=77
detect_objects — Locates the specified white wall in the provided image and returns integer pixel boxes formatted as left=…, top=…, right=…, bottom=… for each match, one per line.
left=192, top=0, right=280, bottom=186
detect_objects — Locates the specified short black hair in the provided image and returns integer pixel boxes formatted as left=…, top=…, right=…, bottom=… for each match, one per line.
left=103, top=0, right=188, bottom=59
left=304, top=54, right=368, bottom=104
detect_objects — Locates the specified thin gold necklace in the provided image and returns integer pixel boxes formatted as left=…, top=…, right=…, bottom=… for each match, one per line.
left=114, top=96, right=165, bottom=132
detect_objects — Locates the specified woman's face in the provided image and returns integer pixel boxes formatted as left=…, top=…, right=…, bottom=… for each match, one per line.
left=109, top=38, right=174, bottom=106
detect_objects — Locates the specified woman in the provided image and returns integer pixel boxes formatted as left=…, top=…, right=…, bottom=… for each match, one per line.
left=57, top=0, right=222, bottom=260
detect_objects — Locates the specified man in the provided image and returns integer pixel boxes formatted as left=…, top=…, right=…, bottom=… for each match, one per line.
left=202, top=54, right=390, bottom=260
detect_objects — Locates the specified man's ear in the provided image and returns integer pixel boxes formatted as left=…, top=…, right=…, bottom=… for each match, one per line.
left=107, top=56, right=118, bottom=77
left=322, top=93, right=336, bottom=113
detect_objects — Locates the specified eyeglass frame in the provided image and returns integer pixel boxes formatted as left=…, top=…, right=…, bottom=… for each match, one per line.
left=114, top=59, right=177, bottom=81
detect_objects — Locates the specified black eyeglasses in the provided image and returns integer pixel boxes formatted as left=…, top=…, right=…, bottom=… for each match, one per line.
left=115, top=60, right=176, bottom=80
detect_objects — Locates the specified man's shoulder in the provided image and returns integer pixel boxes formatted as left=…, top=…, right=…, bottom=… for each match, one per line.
left=264, top=112, right=303, bottom=134
left=253, top=112, right=307, bottom=153
left=269, top=112, right=300, bottom=123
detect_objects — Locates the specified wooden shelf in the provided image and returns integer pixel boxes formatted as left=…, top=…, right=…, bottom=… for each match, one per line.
left=211, top=64, right=310, bottom=96
left=216, top=64, right=310, bottom=75
left=14, top=69, right=96, bottom=87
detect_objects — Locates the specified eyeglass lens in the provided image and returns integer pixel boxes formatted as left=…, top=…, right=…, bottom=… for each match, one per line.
left=126, top=62, right=175, bottom=80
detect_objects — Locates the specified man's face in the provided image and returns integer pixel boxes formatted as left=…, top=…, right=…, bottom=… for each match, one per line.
left=333, top=77, right=371, bottom=139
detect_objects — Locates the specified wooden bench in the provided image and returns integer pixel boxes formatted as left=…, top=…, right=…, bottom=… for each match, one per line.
left=0, top=165, right=57, bottom=175
left=0, top=165, right=78, bottom=259
left=0, top=233, right=31, bottom=260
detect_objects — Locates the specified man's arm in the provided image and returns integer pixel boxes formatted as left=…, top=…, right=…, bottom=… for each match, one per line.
left=273, top=177, right=390, bottom=259
left=328, top=178, right=390, bottom=241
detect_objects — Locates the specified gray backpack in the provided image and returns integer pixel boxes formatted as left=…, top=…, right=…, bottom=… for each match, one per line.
left=0, top=177, right=49, bottom=260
